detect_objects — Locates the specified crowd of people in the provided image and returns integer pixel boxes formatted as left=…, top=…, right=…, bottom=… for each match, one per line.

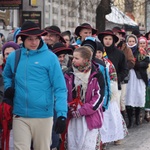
left=0, top=21, right=149, bottom=150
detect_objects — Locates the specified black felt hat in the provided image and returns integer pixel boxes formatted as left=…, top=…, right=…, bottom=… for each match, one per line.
left=98, top=29, right=119, bottom=43
left=52, top=42, right=73, bottom=56
left=112, top=26, right=126, bottom=36
left=44, top=25, right=66, bottom=43
left=16, top=21, right=47, bottom=39
left=75, top=23, right=97, bottom=37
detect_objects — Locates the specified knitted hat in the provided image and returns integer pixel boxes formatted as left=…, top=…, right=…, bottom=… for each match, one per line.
left=81, top=37, right=97, bottom=52
left=2, top=41, right=20, bottom=57
left=44, top=25, right=66, bottom=43
left=98, top=29, right=119, bottom=43
left=75, top=23, right=97, bottom=37
left=16, top=21, right=47, bottom=40
left=96, top=41, right=104, bottom=52
left=52, top=42, right=73, bottom=56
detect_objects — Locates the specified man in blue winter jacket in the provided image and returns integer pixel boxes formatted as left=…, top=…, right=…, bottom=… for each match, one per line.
left=3, top=21, right=67, bottom=150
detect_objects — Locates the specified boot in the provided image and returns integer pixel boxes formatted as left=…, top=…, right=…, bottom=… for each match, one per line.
left=144, top=110, right=150, bottom=122
left=126, top=106, right=133, bottom=128
left=135, top=107, right=141, bottom=125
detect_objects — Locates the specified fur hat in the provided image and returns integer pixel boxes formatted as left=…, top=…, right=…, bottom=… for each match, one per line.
left=98, top=29, right=119, bottom=43
left=75, top=23, right=97, bottom=37
left=44, top=25, right=66, bottom=43
left=52, top=42, right=73, bottom=56
left=16, top=21, right=47, bottom=40
left=126, top=34, right=138, bottom=44
left=81, top=37, right=97, bottom=52
left=2, top=41, right=20, bottom=57
left=96, top=41, right=104, bottom=52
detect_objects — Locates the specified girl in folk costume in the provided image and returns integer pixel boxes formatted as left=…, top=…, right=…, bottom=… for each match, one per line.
left=126, top=34, right=149, bottom=128
left=96, top=38, right=127, bottom=148
left=138, top=36, right=149, bottom=54
left=138, top=37, right=150, bottom=122
left=63, top=46, right=104, bottom=150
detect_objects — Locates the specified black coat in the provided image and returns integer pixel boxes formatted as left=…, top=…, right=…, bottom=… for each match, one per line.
left=133, top=50, right=149, bottom=86
left=105, top=45, right=128, bottom=90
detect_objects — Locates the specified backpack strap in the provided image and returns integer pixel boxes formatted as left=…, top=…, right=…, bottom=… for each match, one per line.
left=12, top=49, right=21, bottom=87
left=14, top=49, right=21, bottom=74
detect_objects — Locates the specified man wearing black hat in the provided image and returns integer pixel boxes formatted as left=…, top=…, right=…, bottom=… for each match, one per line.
left=73, top=23, right=97, bottom=47
left=98, top=30, right=128, bottom=101
left=52, top=42, right=73, bottom=71
left=3, top=21, right=67, bottom=150
left=43, top=25, right=66, bottom=49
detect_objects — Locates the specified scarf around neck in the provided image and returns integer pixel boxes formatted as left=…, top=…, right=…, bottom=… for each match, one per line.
left=126, top=43, right=138, bottom=53
left=72, top=61, right=91, bottom=73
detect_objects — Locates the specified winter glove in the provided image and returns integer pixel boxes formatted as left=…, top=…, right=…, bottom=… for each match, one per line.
left=3, top=97, right=13, bottom=106
left=55, top=116, right=66, bottom=134
left=71, top=110, right=81, bottom=118
left=4, top=87, right=15, bottom=100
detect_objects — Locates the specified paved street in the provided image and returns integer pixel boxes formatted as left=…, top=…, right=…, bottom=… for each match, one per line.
left=107, top=121, right=150, bottom=150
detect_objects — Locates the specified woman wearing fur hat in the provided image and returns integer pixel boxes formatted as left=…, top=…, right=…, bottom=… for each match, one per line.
left=125, top=34, right=149, bottom=128
left=3, top=21, right=68, bottom=150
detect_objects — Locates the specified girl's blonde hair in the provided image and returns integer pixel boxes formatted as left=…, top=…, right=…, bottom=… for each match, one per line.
left=74, top=46, right=92, bottom=60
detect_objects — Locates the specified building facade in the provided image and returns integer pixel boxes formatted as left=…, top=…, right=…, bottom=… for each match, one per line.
left=1, top=0, right=146, bottom=35
left=44, top=0, right=99, bottom=32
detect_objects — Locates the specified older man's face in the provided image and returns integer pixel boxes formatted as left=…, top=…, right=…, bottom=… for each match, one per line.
left=43, top=32, right=60, bottom=46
